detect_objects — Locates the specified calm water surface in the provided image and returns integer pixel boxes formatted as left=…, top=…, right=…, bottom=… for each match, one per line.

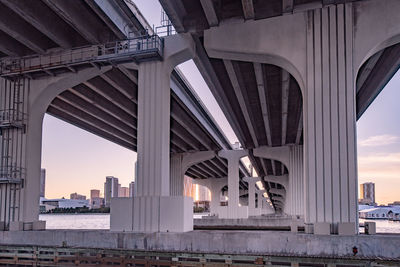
left=39, top=214, right=400, bottom=233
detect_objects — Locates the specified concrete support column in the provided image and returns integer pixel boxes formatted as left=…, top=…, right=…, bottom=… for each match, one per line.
left=170, top=151, right=215, bottom=196
left=304, top=5, right=357, bottom=234
left=243, top=177, right=261, bottom=216
left=288, top=145, right=304, bottom=217
left=133, top=34, right=196, bottom=232
left=194, top=178, right=227, bottom=217
left=218, top=150, right=248, bottom=219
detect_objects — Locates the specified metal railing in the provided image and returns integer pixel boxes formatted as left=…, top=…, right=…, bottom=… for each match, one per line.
left=0, top=166, right=24, bottom=183
left=0, top=244, right=398, bottom=266
left=0, top=35, right=163, bottom=77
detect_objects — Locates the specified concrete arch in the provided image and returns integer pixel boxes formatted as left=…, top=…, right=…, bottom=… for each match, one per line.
left=354, top=0, right=400, bottom=72
left=252, top=146, right=290, bottom=170
left=204, top=13, right=307, bottom=94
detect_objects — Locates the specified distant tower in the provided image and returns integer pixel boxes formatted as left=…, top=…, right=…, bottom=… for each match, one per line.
left=360, top=182, right=375, bottom=205
left=40, top=169, right=46, bottom=198
left=104, top=176, right=119, bottom=207
left=90, top=189, right=100, bottom=199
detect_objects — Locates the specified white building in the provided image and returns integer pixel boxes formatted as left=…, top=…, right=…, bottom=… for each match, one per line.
left=104, top=176, right=119, bottom=207
left=360, top=182, right=375, bottom=205
left=359, top=206, right=400, bottom=219
left=41, top=198, right=90, bottom=211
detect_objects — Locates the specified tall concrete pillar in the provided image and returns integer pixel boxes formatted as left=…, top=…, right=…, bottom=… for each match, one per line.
left=304, top=5, right=357, bottom=234
left=218, top=150, right=248, bottom=219
left=243, top=177, right=261, bottom=216
left=133, top=34, right=195, bottom=232
left=288, top=145, right=304, bottom=217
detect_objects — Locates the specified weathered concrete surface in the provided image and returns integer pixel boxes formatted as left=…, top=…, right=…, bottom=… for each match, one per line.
left=0, top=230, right=399, bottom=259
left=194, top=215, right=299, bottom=228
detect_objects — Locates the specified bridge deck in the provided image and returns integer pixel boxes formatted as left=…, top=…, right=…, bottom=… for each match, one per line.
left=0, top=230, right=399, bottom=262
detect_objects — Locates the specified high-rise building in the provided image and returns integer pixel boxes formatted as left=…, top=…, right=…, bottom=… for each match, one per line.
left=129, top=181, right=135, bottom=197
left=360, top=182, right=375, bottom=205
left=119, top=186, right=129, bottom=197
left=70, top=192, right=86, bottom=200
left=89, top=189, right=103, bottom=209
left=90, top=189, right=100, bottom=199
left=40, top=168, right=46, bottom=198
left=104, top=176, right=119, bottom=207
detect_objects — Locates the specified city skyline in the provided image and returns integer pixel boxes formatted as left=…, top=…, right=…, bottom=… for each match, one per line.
left=41, top=0, right=400, bottom=205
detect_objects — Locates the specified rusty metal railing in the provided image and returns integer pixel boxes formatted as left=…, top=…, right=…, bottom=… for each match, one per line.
left=0, top=35, right=163, bottom=77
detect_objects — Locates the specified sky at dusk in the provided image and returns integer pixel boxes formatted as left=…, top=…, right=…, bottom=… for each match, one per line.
left=42, top=0, right=400, bottom=205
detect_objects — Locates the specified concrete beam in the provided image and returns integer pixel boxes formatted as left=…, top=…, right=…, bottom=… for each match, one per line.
left=84, top=77, right=137, bottom=118
left=0, top=31, right=31, bottom=56
left=204, top=14, right=307, bottom=91
left=43, top=0, right=106, bottom=44
left=269, top=188, right=286, bottom=197
left=264, top=175, right=288, bottom=189
left=47, top=106, right=135, bottom=151
left=254, top=63, right=272, bottom=146
left=50, top=98, right=136, bottom=145
left=0, top=0, right=81, bottom=48
left=224, top=60, right=259, bottom=147
left=295, top=110, right=303, bottom=145
left=57, top=90, right=137, bottom=137
left=85, top=0, right=125, bottom=39
left=0, top=3, right=50, bottom=53
left=71, top=84, right=137, bottom=123
left=281, top=70, right=290, bottom=145
left=170, top=102, right=216, bottom=150
left=200, top=0, right=218, bottom=27
left=253, top=146, right=290, bottom=168
left=282, top=0, right=294, bottom=14
left=241, top=0, right=255, bottom=20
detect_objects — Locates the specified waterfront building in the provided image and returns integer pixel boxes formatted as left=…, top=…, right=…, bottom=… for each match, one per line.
left=90, top=189, right=100, bottom=199
left=359, top=206, right=400, bottom=219
left=104, top=176, right=119, bottom=207
left=90, top=189, right=102, bottom=209
left=119, top=186, right=129, bottom=197
left=70, top=192, right=86, bottom=200
left=90, top=197, right=104, bottom=209
left=40, top=169, right=46, bottom=198
left=359, top=182, right=376, bottom=205
left=41, top=198, right=90, bottom=211
left=388, top=201, right=400, bottom=206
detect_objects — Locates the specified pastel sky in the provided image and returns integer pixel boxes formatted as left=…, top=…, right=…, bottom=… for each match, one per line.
left=42, top=0, right=400, bottom=205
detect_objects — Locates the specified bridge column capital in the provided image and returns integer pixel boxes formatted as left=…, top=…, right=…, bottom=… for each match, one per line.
left=170, top=151, right=216, bottom=196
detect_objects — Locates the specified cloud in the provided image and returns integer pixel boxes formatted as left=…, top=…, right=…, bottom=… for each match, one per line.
left=358, top=134, right=400, bottom=147
left=358, top=152, right=400, bottom=164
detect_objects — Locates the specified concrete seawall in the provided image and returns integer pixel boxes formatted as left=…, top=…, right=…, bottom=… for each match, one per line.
left=1, top=230, right=399, bottom=260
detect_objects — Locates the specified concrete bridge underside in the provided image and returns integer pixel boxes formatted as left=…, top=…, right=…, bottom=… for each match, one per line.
left=160, top=0, right=400, bottom=233
left=0, top=0, right=399, bottom=235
